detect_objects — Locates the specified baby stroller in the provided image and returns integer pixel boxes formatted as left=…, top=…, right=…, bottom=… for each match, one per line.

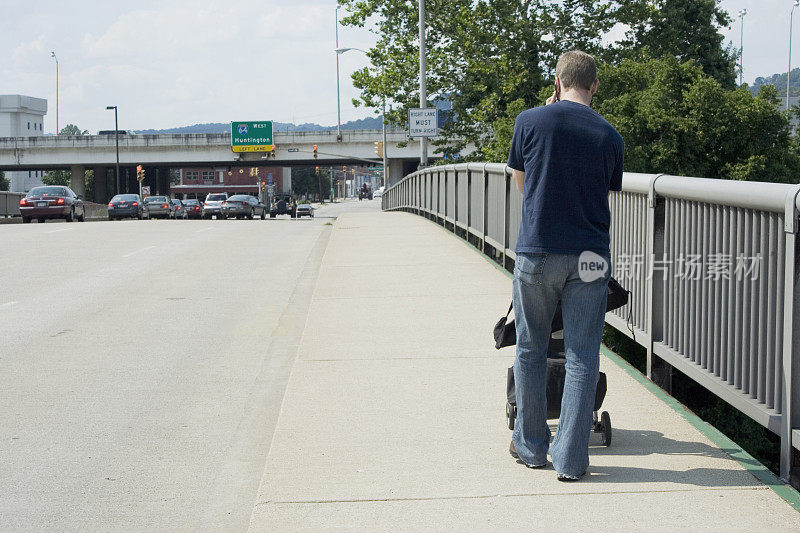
left=497, top=277, right=629, bottom=447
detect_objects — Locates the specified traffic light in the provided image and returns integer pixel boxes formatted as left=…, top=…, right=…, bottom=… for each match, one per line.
left=313, top=145, right=318, bottom=159
left=374, top=141, right=383, bottom=158
left=136, top=165, right=145, bottom=182
left=315, top=166, right=320, bottom=175
left=270, top=146, right=276, bottom=158
left=342, top=165, right=347, bottom=173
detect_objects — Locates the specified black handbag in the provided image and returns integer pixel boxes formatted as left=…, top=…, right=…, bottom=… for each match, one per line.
left=494, top=277, right=630, bottom=349
left=493, top=303, right=516, bottom=349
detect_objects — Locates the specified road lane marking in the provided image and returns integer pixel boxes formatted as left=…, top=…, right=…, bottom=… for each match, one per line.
left=197, top=227, right=214, bottom=233
left=47, top=228, right=73, bottom=234
left=122, top=246, right=155, bottom=258
left=0, top=301, right=18, bottom=310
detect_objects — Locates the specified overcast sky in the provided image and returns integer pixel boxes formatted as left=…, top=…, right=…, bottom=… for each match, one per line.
left=0, top=0, right=793, bottom=134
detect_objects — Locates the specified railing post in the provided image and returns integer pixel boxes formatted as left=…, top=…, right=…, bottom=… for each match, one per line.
left=453, top=167, right=459, bottom=234
left=781, top=186, right=800, bottom=485
left=647, top=174, right=670, bottom=390
left=467, top=168, right=472, bottom=243
left=482, top=164, right=489, bottom=254
left=502, top=167, right=510, bottom=270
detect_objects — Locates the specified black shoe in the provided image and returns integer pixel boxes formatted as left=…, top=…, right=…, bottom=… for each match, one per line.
left=556, top=471, right=586, bottom=482
left=509, top=441, right=546, bottom=468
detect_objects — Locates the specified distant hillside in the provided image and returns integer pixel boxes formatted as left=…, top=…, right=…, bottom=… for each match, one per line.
left=751, top=68, right=800, bottom=97
left=135, top=116, right=384, bottom=135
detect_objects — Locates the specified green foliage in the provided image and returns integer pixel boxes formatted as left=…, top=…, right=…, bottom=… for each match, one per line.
left=613, top=0, right=737, bottom=88
left=291, top=167, right=331, bottom=199
left=58, top=124, right=89, bottom=136
left=43, top=124, right=91, bottom=189
left=341, top=0, right=619, bottom=160
left=752, top=67, right=800, bottom=98
left=0, top=170, right=8, bottom=191
left=595, top=57, right=800, bottom=182
left=41, top=170, right=71, bottom=187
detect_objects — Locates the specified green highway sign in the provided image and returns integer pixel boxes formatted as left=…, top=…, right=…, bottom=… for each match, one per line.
left=231, top=121, right=273, bottom=152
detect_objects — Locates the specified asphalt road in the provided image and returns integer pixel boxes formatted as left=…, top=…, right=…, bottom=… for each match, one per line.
left=0, top=199, right=379, bottom=531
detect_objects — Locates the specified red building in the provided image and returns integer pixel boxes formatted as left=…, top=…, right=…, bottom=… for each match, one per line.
left=170, top=166, right=287, bottom=200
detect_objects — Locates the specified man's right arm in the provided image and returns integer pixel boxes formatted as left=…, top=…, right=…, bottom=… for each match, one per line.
left=508, top=115, right=526, bottom=194
left=513, top=169, right=525, bottom=194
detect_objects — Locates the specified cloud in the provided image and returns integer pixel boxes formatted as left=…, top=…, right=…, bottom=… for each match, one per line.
left=12, top=34, right=47, bottom=64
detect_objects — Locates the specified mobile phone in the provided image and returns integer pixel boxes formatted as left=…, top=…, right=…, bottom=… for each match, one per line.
left=554, top=80, right=560, bottom=102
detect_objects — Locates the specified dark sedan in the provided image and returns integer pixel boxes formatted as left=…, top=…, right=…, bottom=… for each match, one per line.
left=20, top=186, right=86, bottom=223
left=221, top=195, right=267, bottom=220
left=143, top=196, right=175, bottom=219
left=183, top=199, right=203, bottom=219
left=108, top=194, right=147, bottom=220
left=171, top=199, right=188, bottom=219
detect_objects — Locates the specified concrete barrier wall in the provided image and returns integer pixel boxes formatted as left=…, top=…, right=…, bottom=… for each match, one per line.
left=0, top=191, right=24, bottom=217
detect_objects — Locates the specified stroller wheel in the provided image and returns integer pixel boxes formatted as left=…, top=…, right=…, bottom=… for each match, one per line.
left=506, top=402, right=516, bottom=430
left=599, top=411, right=612, bottom=446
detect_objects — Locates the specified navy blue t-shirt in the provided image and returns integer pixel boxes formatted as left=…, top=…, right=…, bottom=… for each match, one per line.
left=507, top=100, right=624, bottom=255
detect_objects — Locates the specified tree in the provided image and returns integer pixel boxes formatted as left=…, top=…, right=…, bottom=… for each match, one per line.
left=613, top=0, right=737, bottom=88
left=594, top=57, right=800, bottom=182
left=341, top=0, right=620, bottom=161
left=0, top=170, right=8, bottom=191
left=291, top=167, right=331, bottom=200
left=42, top=124, right=89, bottom=188
left=58, top=124, right=89, bottom=136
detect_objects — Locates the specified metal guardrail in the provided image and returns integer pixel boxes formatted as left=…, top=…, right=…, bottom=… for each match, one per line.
left=0, top=191, right=24, bottom=217
left=383, top=163, right=800, bottom=484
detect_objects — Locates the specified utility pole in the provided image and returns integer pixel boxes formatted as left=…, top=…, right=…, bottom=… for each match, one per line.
left=789, top=2, right=799, bottom=112
left=335, top=5, right=343, bottom=142
left=739, top=9, right=747, bottom=86
left=419, top=0, right=428, bottom=168
left=50, top=52, right=58, bottom=134
left=106, top=106, right=120, bottom=194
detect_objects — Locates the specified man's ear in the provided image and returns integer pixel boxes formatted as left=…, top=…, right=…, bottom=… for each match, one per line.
left=590, top=78, right=599, bottom=96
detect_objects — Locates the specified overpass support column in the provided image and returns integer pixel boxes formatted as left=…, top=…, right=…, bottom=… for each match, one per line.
left=70, top=165, right=86, bottom=198
left=387, top=160, right=404, bottom=188
left=93, top=166, right=107, bottom=203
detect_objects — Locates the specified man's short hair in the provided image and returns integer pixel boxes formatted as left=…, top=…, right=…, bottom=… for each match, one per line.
left=555, top=50, right=597, bottom=91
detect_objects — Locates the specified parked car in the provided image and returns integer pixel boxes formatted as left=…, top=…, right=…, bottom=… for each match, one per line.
left=108, top=194, right=147, bottom=220
left=270, top=195, right=296, bottom=218
left=143, top=195, right=175, bottom=219
left=183, top=199, right=203, bottom=219
left=203, top=193, right=228, bottom=219
left=171, top=199, right=188, bottom=219
left=20, top=185, right=86, bottom=223
left=373, top=187, right=384, bottom=198
left=295, top=203, right=314, bottom=218
left=221, top=195, right=267, bottom=219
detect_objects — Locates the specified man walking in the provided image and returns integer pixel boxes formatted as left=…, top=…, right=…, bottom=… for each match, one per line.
left=507, top=50, right=624, bottom=481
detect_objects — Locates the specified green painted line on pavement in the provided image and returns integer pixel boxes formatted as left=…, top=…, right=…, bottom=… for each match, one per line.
left=599, top=345, right=800, bottom=513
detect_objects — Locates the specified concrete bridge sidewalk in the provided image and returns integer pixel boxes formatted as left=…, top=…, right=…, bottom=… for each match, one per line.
left=248, top=210, right=800, bottom=531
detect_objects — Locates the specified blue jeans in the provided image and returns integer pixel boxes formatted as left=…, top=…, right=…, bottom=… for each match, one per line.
left=512, top=252, right=610, bottom=476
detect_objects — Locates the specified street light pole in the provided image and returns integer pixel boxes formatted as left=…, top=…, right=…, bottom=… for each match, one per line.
left=50, top=51, right=58, bottom=134
left=335, top=5, right=343, bottom=142
left=106, top=106, right=120, bottom=194
left=335, top=46, right=390, bottom=188
left=419, top=0, right=428, bottom=168
left=739, top=9, right=747, bottom=86
left=789, top=2, right=800, bottom=112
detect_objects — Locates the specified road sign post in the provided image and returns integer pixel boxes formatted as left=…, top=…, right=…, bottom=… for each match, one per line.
left=231, top=121, right=274, bottom=152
